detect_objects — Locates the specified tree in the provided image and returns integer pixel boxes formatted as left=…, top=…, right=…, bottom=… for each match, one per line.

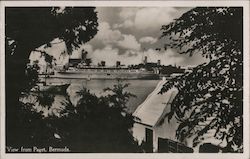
left=5, top=7, right=98, bottom=147
left=6, top=8, right=140, bottom=152
left=29, top=83, right=140, bottom=152
left=160, top=7, right=243, bottom=152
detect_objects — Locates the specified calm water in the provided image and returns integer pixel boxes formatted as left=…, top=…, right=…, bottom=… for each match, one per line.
left=21, top=79, right=160, bottom=116
left=51, top=78, right=160, bottom=112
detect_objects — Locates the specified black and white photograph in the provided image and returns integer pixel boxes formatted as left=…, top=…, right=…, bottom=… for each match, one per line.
left=0, top=1, right=249, bottom=158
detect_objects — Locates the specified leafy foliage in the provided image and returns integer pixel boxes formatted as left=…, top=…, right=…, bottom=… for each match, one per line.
left=5, top=7, right=98, bottom=147
left=6, top=7, right=140, bottom=153
left=160, top=7, right=243, bottom=152
left=6, top=7, right=98, bottom=95
left=61, top=83, right=139, bottom=152
left=19, top=83, right=140, bottom=152
left=6, top=7, right=98, bottom=54
left=103, top=81, right=136, bottom=112
left=25, top=63, right=40, bottom=91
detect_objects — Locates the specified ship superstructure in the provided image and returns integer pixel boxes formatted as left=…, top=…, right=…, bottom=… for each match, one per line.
left=39, top=50, right=161, bottom=80
left=50, top=66, right=160, bottom=80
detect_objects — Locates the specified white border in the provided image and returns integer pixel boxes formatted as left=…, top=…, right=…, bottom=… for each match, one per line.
left=0, top=1, right=249, bottom=159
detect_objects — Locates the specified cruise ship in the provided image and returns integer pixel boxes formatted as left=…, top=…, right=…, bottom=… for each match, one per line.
left=49, top=66, right=160, bottom=80
left=39, top=53, right=160, bottom=80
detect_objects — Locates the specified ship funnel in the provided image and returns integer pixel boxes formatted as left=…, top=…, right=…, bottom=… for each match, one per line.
left=157, top=60, right=161, bottom=66
left=101, top=61, right=106, bottom=67
left=116, top=61, right=121, bottom=67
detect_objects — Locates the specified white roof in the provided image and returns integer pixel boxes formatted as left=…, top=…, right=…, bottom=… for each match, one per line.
left=133, top=79, right=178, bottom=127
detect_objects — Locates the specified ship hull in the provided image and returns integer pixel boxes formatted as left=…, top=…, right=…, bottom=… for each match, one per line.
left=45, top=71, right=160, bottom=80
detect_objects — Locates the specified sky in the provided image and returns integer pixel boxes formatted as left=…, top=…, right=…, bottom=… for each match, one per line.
left=30, top=7, right=208, bottom=67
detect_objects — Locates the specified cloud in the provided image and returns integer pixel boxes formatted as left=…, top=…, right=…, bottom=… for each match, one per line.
left=94, top=22, right=123, bottom=44
left=139, top=36, right=158, bottom=44
left=143, top=48, right=184, bottom=65
left=70, top=44, right=94, bottom=59
left=84, top=7, right=206, bottom=67
left=113, top=20, right=134, bottom=29
left=119, top=8, right=139, bottom=20
left=114, top=7, right=185, bottom=36
left=82, top=44, right=93, bottom=54
left=86, top=44, right=185, bottom=66
left=29, top=38, right=69, bottom=66
left=86, top=45, right=141, bottom=66
left=117, top=34, right=141, bottom=51
left=134, top=8, right=178, bottom=31
left=87, top=45, right=120, bottom=66
left=113, top=8, right=136, bottom=29
left=89, top=21, right=141, bottom=55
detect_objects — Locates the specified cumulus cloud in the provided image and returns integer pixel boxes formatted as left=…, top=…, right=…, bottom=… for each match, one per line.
left=142, top=48, right=184, bottom=65
left=139, top=36, right=158, bottom=44
left=115, top=7, right=182, bottom=34
left=123, top=20, right=134, bottom=28
left=113, top=20, right=134, bottom=29
left=29, top=38, right=69, bottom=66
left=117, top=34, right=141, bottom=51
left=119, top=8, right=139, bottom=20
left=87, top=45, right=140, bottom=66
left=86, top=44, right=185, bottom=66
left=82, top=44, right=94, bottom=54
left=89, top=21, right=141, bottom=54
left=94, top=22, right=123, bottom=44
left=70, top=44, right=94, bottom=59
left=87, top=45, right=120, bottom=66
left=65, top=7, right=203, bottom=68
left=134, top=7, right=178, bottom=31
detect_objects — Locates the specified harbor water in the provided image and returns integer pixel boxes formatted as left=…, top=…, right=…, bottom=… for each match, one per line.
left=22, top=79, right=161, bottom=116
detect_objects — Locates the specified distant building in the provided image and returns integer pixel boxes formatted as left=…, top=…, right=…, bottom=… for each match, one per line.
left=159, top=65, right=185, bottom=75
left=69, top=59, right=81, bottom=67
left=181, top=65, right=196, bottom=73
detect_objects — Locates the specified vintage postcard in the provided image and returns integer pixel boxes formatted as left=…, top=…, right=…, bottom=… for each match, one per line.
left=0, top=1, right=249, bottom=159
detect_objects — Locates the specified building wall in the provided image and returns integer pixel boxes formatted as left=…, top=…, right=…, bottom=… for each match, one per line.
left=132, top=116, right=180, bottom=152
left=153, top=116, right=179, bottom=152
left=132, top=122, right=150, bottom=145
left=133, top=115, right=195, bottom=152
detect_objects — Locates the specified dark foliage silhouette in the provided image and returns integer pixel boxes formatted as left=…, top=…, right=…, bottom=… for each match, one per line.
left=19, top=83, right=141, bottom=152
left=160, top=7, right=243, bottom=152
left=5, top=7, right=98, bottom=148
left=56, top=83, right=140, bottom=152
left=6, top=7, right=140, bottom=152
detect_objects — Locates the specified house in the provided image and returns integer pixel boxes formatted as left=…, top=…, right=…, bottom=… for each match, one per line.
left=132, top=79, right=189, bottom=152
left=132, top=79, right=229, bottom=153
